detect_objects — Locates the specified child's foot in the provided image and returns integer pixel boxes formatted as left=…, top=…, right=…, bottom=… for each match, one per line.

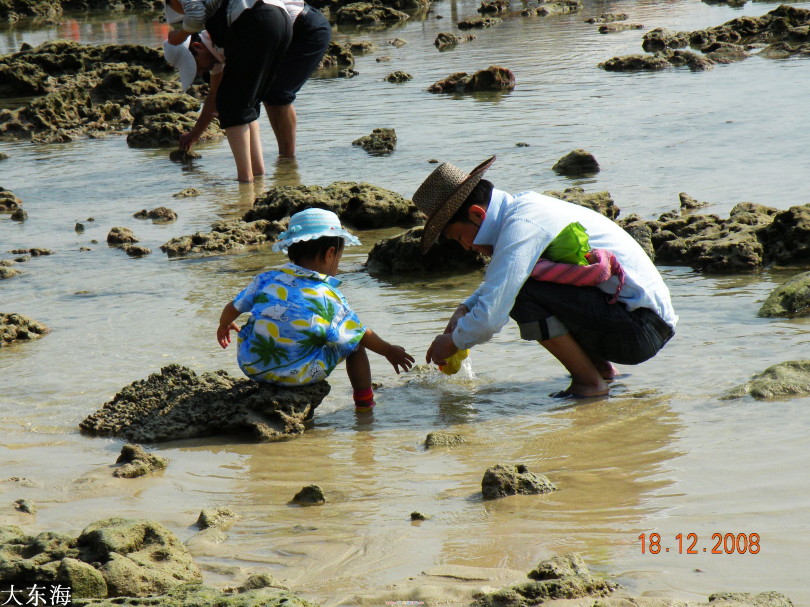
left=354, top=403, right=375, bottom=414
left=353, top=387, right=375, bottom=413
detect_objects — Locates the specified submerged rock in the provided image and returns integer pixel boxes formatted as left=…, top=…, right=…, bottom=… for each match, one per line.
left=366, top=226, right=488, bottom=275
left=599, top=23, right=644, bottom=34
left=133, top=206, right=177, bottom=222
left=758, top=272, right=810, bottom=318
left=292, top=485, right=326, bottom=505
left=1, top=313, right=50, bottom=347
left=474, top=554, right=616, bottom=606
left=481, top=464, right=557, bottom=499
left=477, top=0, right=508, bottom=14
left=196, top=507, right=237, bottom=530
left=13, top=499, right=36, bottom=514
left=122, top=244, right=152, bottom=257
left=427, top=65, right=515, bottom=93
left=585, top=12, right=628, bottom=24
left=457, top=16, right=501, bottom=29
left=552, top=149, right=600, bottom=176
left=384, top=70, right=413, bottom=82
left=723, top=360, right=810, bottom=400
left=425, top=431, right=467, bottom=447
left=0, top=187, right=23, bottom=213
left=113, top=444, right=168, bottom=478
left=434, top=31, right=477, bottom=50
left=352, top=127, right=397, bottom=155
left=0, top=265, right=21, bottom=280
left=245, top=182, right=423, bottom=230
left=79, top=364, right=330, bottom=442
left=535, top=0, right=582, bottom=17
left=317, top=42, right=355, bottom=70
left=107, top=226, right=138, bottom=245
left=173, top=187, right=202, bottom=198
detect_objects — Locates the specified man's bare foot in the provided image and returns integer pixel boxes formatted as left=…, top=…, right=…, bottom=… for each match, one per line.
left=552, top=379, right=609, bottom=398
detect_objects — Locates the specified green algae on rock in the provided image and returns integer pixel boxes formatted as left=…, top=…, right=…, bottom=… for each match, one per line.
left=79, top=364, right=329, bottom=442
left=424, top=431, right=467, bottom=448
left=723, top=360, right=810, bottom=400
left=427, top=66, right=515, bottom=93
left=160, top=219, right=285, bottom=258
left=758, top=271, right=810, bottom=318
left=352, top=127, right=397, bottom=155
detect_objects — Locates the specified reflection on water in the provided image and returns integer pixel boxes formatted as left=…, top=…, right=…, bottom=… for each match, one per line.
left=3, top=0, right=810, bottom=604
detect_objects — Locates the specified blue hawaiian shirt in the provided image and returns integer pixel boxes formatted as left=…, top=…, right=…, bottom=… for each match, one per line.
left=232, top=263, right=366, bottom=385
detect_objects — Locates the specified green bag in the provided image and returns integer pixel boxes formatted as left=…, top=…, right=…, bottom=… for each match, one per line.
left=542, top=222, right=591, bottom=265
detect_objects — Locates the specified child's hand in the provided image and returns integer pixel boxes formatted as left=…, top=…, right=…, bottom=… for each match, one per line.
left=385, top=345, right=415, bottom=374
left=217, top=322, right=240, bottom=349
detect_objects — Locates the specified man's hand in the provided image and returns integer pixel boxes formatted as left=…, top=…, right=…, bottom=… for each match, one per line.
left=443, top=304, right=469, bottom=334
left=167, top=29, right=190, bottom=45
left=426, top=333, right=458, bottom=366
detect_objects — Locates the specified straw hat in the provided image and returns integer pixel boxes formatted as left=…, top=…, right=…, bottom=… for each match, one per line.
left=412, top=155, right=496, bottom=253
left=272, top=208, right=361, bottom=253
left=163, top=37, right=197, bottom=92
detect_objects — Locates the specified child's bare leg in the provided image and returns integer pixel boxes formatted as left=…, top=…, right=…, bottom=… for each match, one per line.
left=225, top=123, right=254, bottom=182
left=346, top=346, right=375, bottom=412
left=345, top=346, right=371, bottom=392
left=248, top=120, right=265, bottom=177
left=540, top=333, right=609, bottom=397
left=587, top=353, right=618, bottom=380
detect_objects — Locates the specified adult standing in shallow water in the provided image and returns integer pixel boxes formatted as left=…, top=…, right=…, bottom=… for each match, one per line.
left=164, top=0, right=330, bottom=164
left=164, top=0, right=292, bottom=182
left=415, top=156, right=678, bottom=397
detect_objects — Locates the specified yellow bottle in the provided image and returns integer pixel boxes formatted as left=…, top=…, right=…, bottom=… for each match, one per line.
left=439, top=349, right=469, bottom=375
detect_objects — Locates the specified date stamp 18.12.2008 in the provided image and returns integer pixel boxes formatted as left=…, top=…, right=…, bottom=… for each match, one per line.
left=638, top=533, right=760, bottom=555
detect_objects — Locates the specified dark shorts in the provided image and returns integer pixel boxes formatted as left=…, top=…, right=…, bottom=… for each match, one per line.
left=217, top=2, right=292, bottom=128
left=264, top=5, right=331, bottom=105
left=509, top=281, right=674, bottom=365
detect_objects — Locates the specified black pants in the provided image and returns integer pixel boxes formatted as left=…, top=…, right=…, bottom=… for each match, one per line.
left=216, top=2, right=292, bottom=128
left=509, top=281, right=673, bottom=365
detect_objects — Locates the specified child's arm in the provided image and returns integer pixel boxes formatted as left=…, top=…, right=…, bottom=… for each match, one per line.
left=360, top=328, right=415, bottom=374
left=217, top=302, right=241, bottom=349
left=179, top=71, right=222, bottom=151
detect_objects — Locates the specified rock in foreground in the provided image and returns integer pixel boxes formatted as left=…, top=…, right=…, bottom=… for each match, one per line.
left=79, top=364, right=330, bottom=442
left=473, top=553, right=616, bottom=606
left=0, top=518, right=200, bottom=599
left=366, top=226, right=488, bottom=275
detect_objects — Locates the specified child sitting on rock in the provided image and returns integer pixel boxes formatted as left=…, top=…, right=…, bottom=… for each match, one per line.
left=216, top=208, right=414, bottom=412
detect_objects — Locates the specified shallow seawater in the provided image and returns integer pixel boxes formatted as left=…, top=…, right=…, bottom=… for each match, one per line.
left=2, top=0, right=810, bottom=604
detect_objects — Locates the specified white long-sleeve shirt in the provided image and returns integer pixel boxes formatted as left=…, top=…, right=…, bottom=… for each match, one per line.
left=453, top=188, right=678, bottom=350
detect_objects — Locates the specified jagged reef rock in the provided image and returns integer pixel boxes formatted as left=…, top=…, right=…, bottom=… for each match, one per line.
left=457, top=16, right=501, bottom=29
left=245, top=182, right=423, bottom=229
left=317, top=42, right=355, bottom=70
left=0, top=41, right=174, bottom=142
left=723, top=360, right=810, bottom=400
left=126, top=93, right=222, bottom=148
left=352, top=127, right=397, bottom=154
left=160, top=219, right=285, bottom=258
left=758, top=271, right=810, bottom=318
left=366, top=226, right=488, bottom=275
left=1, top=313, right=50, bottom=347
left=427, top=65, right=515, bottom=93
left=0, top=187, right=23, bottom=213
left=535, top=0, right=581, bottom=17
left=79, top=364, right=330, bottom=442
left=599, top=5, right=810, bottom=72
left=335, top=2, right=409, bottom=25
left=543, top=187, right=619, bottom=220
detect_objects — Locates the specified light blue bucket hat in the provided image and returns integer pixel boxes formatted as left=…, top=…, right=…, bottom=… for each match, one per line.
left=272, top=208, right=361, bottom=253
